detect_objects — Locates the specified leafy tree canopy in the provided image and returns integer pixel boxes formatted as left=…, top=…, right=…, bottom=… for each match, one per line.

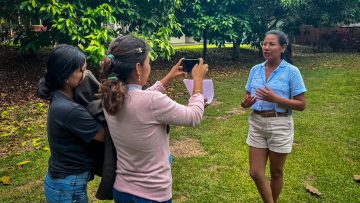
left=0, top=0, right=182, bottom=64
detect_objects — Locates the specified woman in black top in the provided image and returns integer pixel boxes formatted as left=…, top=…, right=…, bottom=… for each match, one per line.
left=38, top=45, right=105, bottom=203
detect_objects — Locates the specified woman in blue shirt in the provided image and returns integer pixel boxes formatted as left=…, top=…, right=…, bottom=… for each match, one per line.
left=241, top=30, right=307, bottom=203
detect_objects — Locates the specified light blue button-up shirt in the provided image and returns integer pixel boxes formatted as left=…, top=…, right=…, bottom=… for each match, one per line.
left=245, top=60, right=307, bottom=113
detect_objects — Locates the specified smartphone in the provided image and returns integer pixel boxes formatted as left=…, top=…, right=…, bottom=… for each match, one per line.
left=183, top=59, right=200, bottom=73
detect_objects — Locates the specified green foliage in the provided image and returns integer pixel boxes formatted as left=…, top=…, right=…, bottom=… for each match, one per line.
left=241, top=0, right=290, bottom=50
left=135, top=27, right=176, bottom=61
left=2, top=0, right=181, bottom=65
left=282, top=0, right=360, bottom=27
left=0, top=0, right=23, bottom=20
left=177, top=0, right=251, bottom=46
left=176, top=0, right=252, bottom=61
left=2, top=0, right=360, bottom=64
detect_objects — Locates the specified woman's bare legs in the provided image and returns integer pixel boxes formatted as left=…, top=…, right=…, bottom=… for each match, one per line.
left=249, top=147, right=274, bottom=203
left=269, top=151, right=288, bottom=203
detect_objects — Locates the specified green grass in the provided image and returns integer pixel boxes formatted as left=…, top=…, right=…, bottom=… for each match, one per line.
left=1, top=52, right=359, bottom=202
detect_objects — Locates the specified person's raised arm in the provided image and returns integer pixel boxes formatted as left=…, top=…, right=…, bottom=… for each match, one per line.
left=160, top=58, right=186, bottom=86
left=151, top=59, right=208, bottom=127
left=146, top=58, right=186, bottom=93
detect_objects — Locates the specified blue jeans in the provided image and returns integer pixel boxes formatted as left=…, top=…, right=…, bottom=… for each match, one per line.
left=44, top=171, right=91, bottom=203
left=113, top=188, right=172, bottom=203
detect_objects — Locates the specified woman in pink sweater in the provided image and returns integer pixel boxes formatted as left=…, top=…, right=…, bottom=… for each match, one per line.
left=98, top=35, right=208, bottom=203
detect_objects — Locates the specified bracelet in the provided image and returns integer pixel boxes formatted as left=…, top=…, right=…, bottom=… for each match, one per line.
left=193, top=89, right=203, bottom=94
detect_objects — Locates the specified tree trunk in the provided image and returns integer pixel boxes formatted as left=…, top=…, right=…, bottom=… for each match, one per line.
left=203, top=29, right=207, bottom=62
left=258, top=46, right=262, bottom=57
left=232, top=40, right=241, bottom=61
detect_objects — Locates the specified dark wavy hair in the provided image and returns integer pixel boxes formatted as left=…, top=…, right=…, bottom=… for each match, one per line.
left=37, top=44, right=86, bottom=100
left=98, top=35, right=150, bottom=115
left=265, top=30, right=293, bottom=64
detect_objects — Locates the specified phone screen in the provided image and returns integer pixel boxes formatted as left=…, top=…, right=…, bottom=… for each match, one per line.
left=183, top=59, right=200, bottom=73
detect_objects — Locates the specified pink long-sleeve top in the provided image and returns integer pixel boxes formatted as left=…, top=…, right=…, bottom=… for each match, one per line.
left=104, top=81, right=204, bottom=201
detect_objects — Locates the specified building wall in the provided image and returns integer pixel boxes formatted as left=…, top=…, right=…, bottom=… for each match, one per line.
left=170, top=36, right=198, bottom=44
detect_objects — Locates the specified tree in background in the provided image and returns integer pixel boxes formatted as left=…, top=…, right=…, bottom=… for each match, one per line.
left=281, top=0, right=360, bottom=51
left=0, top=0, right=181, bottom=65
left=242, top=0, right=291, bottom=54
left=239, top=0, right=360, bottom=54
left=1, top=0, right=360, bottom=65
left=282, top=0, right=360, bottom=27
left=176, top=0, right=250, bottom=61
left=0, top=0, right=25, bottom=41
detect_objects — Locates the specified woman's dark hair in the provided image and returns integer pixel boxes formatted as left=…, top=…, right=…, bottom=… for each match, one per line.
left=265, top=30, right=293, bottom=64
left=37, top=44, right=86, bottom=100
left=98, top=35, right=150, bottom=115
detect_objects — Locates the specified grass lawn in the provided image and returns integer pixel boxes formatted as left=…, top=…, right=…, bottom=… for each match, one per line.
left=0, top=49, right=359, bottom=202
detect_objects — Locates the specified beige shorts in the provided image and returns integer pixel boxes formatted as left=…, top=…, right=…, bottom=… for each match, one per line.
left=246, top=112, right=294, bottom=153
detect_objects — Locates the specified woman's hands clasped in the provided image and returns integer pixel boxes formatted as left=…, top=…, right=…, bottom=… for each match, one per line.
left=241, top=86, right=281, bottom=108
left=255, top=86, right=279, bottom=103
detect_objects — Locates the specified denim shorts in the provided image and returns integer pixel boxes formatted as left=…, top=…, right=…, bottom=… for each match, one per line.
left=44, top=171, right=91, bottom=203
left=113, top=188, right=172, bottom=203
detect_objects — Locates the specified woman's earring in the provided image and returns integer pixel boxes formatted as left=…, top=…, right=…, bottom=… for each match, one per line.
left=66, top=80, right=69, bottom=84
left=138, top=75, right=141, bottom=82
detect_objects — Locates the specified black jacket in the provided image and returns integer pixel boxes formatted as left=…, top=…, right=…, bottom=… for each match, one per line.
left=75, top=71, right=116, bottom=200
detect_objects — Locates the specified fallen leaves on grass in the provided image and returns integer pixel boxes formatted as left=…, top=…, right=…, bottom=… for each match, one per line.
left=1, top=176, right=10, bottom=185
left=304, top=176, right=322, bottom=197
left=0, top=102, right=48, bottom=158
left=16, top=160, right=31, bottom=168
left=354, top=175, right=360, bottom=182
left=305, top=183, right=322, bottom=197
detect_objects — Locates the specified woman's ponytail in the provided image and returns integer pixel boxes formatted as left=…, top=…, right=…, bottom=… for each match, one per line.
left=98, top=35, right=150, bottom=115
left=98, top=57, right=127, bottom=115
left=283, top=42, right=293, bottom=64
left=37, top=76, right=52, bottom=100
left=100, top=79, right=127, bottom=115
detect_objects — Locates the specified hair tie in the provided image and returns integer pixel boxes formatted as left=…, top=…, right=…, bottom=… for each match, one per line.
left=107, top=73, right=119, bottom=81
left=107, top=54, right=115, bottom=60
left=135, top=48, right=143, bottom=53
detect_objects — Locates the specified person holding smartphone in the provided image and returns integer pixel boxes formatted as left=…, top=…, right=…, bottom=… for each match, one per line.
left=98, top=35, right=208, bottom=203
left=241, top=30, right=307, bottom=203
